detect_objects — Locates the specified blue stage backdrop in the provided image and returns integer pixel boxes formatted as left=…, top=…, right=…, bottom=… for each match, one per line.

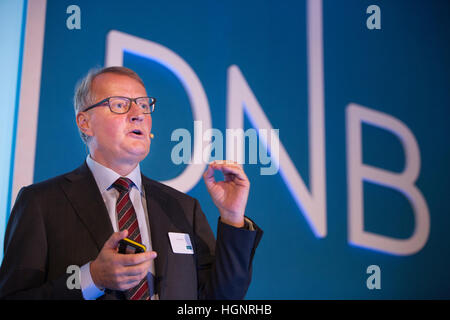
left=2, top=0, right=450, bottom=299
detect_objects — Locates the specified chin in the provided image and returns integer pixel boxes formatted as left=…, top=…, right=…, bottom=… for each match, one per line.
left=129, top=147, right=150, bottom=162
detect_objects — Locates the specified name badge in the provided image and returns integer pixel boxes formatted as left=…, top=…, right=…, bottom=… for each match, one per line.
left=168, top=232, right=194, bottom=254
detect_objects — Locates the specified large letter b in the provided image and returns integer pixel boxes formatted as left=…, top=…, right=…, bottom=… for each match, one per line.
left=346, top=104, right=430, bottom=256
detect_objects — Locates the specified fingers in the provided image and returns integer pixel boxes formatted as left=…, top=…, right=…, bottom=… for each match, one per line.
left=123, top=258, right=153, bottom=277
left=109, top=251, right=157, bottom=291
left=209, top=159, right=242, bottom=168
left=204, top=160, right=244, bottom=176
left=207, top=160, right=249, bottom=182
left=203, top=163, right=216, bottom=185
left=93, top=232, right=157, bottom=291
left=104, top=230, right=128, bottom=250
left=118, top=250, right=157, bottom=266
left=116, top=253, right=155, bottom=289
left=112, top=269, right=150, bottom=291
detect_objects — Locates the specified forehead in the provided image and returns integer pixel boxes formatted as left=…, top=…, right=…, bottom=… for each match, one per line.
left=91, top=72, right=147, bottom=99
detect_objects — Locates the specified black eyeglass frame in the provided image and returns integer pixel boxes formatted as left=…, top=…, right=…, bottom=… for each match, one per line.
left=83, top=96, right=156, bottom=114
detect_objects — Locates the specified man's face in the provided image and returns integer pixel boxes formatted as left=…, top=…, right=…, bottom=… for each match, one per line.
left=82, top=72, right=152, bottom=168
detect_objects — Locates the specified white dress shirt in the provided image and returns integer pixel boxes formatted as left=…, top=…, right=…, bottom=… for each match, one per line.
left=80, top=155, right=155, bottom=300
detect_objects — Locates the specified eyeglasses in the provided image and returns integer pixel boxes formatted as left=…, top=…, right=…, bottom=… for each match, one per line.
left=83, top=96, right=156, bottom=114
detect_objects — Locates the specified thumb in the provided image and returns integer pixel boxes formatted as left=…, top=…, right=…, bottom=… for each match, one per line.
left=203, top=164, right=216, bottom=187
left=104, top=230, right=128, bottom=249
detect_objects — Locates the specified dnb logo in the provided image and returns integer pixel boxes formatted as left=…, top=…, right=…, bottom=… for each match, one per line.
left=103, top=0, right=429, bottom=257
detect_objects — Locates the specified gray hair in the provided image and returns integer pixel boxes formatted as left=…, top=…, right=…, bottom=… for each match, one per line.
left=73, top=66, right=146, bottom=143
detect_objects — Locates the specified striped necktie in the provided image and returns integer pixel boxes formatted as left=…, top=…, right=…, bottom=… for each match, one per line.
left=113, top=177, right=152, bottom=300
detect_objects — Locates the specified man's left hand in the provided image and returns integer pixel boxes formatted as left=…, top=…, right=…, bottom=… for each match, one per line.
left=203, top=160, right=250, bottom=228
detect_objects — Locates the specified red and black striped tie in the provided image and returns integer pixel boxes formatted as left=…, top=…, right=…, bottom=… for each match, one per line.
left=113, top=177, right=151, bottom=300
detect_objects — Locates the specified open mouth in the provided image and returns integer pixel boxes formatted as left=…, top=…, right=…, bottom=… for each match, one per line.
left=130, top=129, right=144, bottom=136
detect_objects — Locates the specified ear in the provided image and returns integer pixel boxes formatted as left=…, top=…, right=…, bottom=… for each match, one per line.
left=76, top=112, right=94, bottom=138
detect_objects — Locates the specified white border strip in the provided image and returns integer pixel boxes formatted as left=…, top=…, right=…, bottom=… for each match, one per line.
left=11, top=0, right=47, bottom=206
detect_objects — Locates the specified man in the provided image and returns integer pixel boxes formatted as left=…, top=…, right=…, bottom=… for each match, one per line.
left=0, top=66, right=262, bottom=299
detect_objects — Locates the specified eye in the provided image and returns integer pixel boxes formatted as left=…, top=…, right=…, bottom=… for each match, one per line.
left=110, top=98, right=129, bottom=111
left=138, top=102, right=150, bottom=110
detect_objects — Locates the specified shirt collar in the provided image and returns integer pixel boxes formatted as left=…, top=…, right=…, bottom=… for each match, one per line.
left=86, top=155, right=142, bottom=194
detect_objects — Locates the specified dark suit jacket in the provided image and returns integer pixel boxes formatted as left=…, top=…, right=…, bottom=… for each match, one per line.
left=0, top=163, right=262, bottom=299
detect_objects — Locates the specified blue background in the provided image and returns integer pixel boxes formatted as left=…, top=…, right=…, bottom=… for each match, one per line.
left=14, top=0, right=450, bottom=298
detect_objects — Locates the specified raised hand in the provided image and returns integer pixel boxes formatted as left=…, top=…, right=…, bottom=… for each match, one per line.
left=203, top=160, right=250, bottom=228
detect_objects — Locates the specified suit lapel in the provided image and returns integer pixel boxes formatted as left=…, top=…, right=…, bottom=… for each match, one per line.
left=60, top=162, right=114, bottom=251
left=142, top=176, right=170, bottom=298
